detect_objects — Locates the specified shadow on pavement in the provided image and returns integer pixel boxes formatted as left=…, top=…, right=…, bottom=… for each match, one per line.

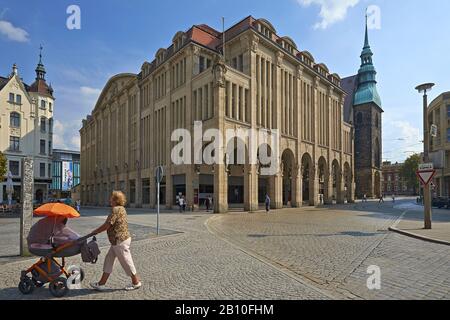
left=0, top=285, right=123, bottom=300
left=247, top=230, right=387, bottom=238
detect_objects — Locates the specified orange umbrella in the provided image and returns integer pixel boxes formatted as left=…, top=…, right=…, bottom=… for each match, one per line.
left=34, top=203, right=80, bottom=218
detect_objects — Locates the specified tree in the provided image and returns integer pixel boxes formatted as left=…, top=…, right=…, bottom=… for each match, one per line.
left=0, top=151, right=7, bottom=182
left=400, top=154, right=421, bottom=195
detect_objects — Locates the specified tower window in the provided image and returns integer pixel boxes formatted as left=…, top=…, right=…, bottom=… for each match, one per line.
left=356, top=113, right=363, bottom=124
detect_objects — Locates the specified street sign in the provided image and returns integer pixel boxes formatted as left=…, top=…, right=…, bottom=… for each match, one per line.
left=155, top=166, right=164, bottom=183
left=430, top=124, right=438, bottom=138
left=416, top=169, right=436, bottom=186
left=419, top=163, right=434, bottom=171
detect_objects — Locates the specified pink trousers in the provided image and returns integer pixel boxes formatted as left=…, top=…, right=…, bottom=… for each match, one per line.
left=103, top=238, right=137, bottom=277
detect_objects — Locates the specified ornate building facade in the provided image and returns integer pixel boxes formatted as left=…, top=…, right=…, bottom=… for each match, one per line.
left=342, top=19, right=383, bottom=199
left=0, top=51, right=55, bottom=203
left=80, top=16, right=355, bottom=212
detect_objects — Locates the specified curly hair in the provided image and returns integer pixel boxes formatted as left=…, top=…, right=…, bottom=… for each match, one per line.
left=111, top=190, right=127, bottom=207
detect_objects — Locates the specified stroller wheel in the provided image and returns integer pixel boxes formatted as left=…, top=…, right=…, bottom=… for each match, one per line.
left=49, top=277, right=68, bottom=298
left=18, top=277, right=35, bottom=295
left=32, top=278, right=45, bottom=288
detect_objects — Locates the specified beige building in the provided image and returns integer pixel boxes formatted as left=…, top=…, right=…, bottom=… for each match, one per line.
left=0, top=52, right=55, bottom=204
left=428, top=91, right=450, bottom=196
left=80, top=16, right=355, bottom=212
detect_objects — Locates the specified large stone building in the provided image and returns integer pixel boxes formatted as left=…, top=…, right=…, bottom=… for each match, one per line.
left=80, top=16, right=355, bottom=212
left=0, top=51, right=54, bottom=204
left=342, top=19, right=383, bottom=199
left=428, top=91, right=450, bottom=197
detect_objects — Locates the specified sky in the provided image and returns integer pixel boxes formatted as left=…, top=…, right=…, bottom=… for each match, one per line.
left=0, top=0, right=449, bottom=163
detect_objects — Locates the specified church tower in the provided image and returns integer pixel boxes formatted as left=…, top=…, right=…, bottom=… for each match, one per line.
left=342, top=16, right=383, bottom=199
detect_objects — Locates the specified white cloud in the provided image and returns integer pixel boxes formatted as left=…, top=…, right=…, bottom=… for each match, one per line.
left=0, top=20, right=29, bottom=42
left=53, top=119, right=82, bottom=151
left=80, top=86, right=101, bottom=96
left=297, top=0, right=359, bottom=29
left=383, top=118, right=422, bottom=162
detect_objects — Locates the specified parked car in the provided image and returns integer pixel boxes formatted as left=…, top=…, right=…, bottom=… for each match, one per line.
left=432, top=197, right=450, bottom=209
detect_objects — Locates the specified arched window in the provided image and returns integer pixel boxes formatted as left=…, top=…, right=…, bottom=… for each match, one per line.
left=356, top=112, right=363, bottom=124
left=375, top=114, right=379, bottom=128
left=374, top=138, right=381, bottom=168
left=10, top=112, right=20, bottom=127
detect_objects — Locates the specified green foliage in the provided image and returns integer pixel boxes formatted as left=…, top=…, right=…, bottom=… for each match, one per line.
left=400, top=154, right=421, bottom=194
left=0, top=151, right=6, bottom=182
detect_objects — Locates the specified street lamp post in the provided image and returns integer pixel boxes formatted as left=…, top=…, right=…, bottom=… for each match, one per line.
left=415, top=82, right=435, bottom=230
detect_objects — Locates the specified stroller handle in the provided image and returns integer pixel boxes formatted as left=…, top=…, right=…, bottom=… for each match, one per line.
left=77, top=233, right=97, bottom=243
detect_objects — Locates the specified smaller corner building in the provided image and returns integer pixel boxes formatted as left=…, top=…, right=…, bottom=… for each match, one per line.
left=342, top=18, right=383, bottom=199
left=0, top=49, right=54, bottom=204
left=50, top=149, right=80, bottom=199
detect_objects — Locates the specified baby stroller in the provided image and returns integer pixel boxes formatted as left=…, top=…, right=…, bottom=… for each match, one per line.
left=18, top=203, right=99, bottom=298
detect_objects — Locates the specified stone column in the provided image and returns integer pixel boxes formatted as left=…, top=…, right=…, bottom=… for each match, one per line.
left=324, top=169, right=333, bottom=205
left=212, top=57, right=228, bottom=213
left=20, top=157, right=33, bottom=257
left=244, top=164, right=259, bottom=212
left=186, top=167, right=196, bottom=211
left=337, top=170, right=345, bottom=204
left=311, top=165, right=319, bottom=206
left=165, top=174, right=173, bottom=210
left=292, top=164, right=302, bottom=207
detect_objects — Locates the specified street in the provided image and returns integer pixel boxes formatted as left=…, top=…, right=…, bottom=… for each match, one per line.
left=0, top=199, right=449, bottom=300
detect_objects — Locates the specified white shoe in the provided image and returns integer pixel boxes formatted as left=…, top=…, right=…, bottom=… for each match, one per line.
left=125, top=282, right=142, bottom=291
left=90, top=282, right=107, bottom=292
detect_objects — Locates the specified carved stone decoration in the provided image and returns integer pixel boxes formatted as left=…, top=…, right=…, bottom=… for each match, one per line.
left=297, top=66, right=304, bottom=79
left=314, top=76, right=321, bottom=89
left=251, top=35, right=259, bottom=53
left=192, top=46, right=201, bottom=57
left=212, top=56, right=227, bottom=88
left=277, top=52, right=284, bottom=67
left=20, top=157, right=33, bottom=256
left=293, top=162, right=300, bottom=177
left=328, top=86, right=334, bottom=96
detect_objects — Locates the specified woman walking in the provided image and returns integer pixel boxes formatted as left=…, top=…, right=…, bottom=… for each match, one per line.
left=90, top=191, right=141, bottom=291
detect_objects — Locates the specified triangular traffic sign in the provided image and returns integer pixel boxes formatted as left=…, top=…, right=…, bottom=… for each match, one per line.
left=416, top=170, right=436, bottom=186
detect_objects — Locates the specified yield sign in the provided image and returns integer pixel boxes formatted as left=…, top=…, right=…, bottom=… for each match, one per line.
left=416, top=169, right=436, bottom=186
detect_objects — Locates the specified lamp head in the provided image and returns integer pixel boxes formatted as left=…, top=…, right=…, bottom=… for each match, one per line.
left=415, top=83, right=435, bottom=94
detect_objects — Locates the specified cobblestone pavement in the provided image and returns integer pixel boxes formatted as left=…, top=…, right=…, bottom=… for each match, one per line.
left=1, top=201, right=449, bottom=300
left=0, top=210, right=331, bottom=300
left=207, top=201, right=450, bottom=300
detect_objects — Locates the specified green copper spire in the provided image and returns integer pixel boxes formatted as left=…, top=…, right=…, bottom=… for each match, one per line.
left=354, top=14, right=382, bottom=108
left=35, top=45, right=46, bottom=80
left=364, top=13, right=370, bottom=48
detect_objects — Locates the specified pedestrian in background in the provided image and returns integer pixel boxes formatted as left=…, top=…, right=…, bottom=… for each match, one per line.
left=205, top=197, right=211, bottom=212
left=76, top=200, right=81, bottom=212
left=178, top=196, right=184, bottom=213
left=182, top=196, right=187, bottom=212
left=379, top=194, right=384, bottom=204
left=265, top=194, right=271, bottom=212
left=363, top=194, right=367, bottom=203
